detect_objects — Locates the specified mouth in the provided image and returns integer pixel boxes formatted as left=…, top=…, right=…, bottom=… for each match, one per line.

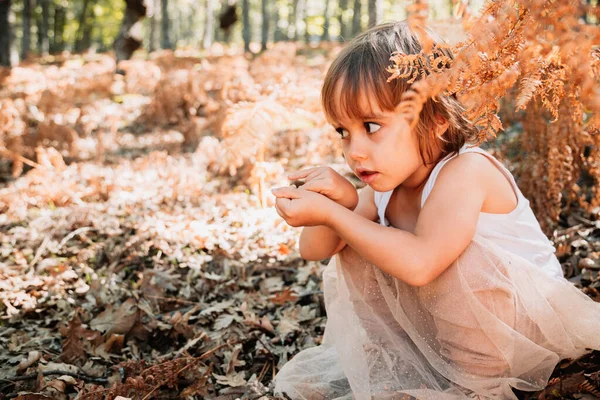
left=356, top=168, right=380, bottom=182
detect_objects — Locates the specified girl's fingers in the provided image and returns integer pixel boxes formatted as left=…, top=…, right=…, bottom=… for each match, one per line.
left=300, top=180, right=326, bottom=194
left=275, top=197, right=295, bottom=215
left=288, top=167, right=320, bottom=180
left=274, top=201, right=285, bottom=218
left=271, top=186, right=301, bottom=199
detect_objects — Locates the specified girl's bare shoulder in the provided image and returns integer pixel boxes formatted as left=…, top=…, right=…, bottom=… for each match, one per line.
left=440, top=152, right=517, bottom=214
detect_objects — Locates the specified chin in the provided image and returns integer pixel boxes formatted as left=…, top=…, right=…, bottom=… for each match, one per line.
left=368, top=181, right=397, bottom=192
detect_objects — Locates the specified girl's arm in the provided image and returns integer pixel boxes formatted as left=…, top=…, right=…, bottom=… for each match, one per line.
left=299, top=186, right=378, bottom=260
left=324, top=155, right=489, bottom=286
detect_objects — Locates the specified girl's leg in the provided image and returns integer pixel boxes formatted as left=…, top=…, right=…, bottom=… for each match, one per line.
left=338, top=245, right=403, bottom=341
left=418, top=242, right=516, bottom=378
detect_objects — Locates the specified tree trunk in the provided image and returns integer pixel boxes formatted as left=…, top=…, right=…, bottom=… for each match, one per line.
left=273, top=2, right=283, bottom=41
left=82, top=5, right=95, bottom=51
left=203, top=0, right=215, bottom=49
left=75, top=0, right=90, bottom=52
left=261, top=0, right=268, bottom=51
left=38, top=0, right=50, bottom=56
left=337, top=0, right=348, bottom=41
left=287, top=0, right=295, bottom=40
left=290, top=0, right=305, bottom=41
left=321, top=0, right=330, bottom=41
left=148, top=0, right=158, bottom=52
left=95, top=22, right=105, bottom=51
left=219, top=0, right=238, bottom=43
left=367, top=0, right=382, bottom=28
left=160, top=0, right=171, bottom=49
left=303, top=0, right=310, bottom=43
left=242, top=0, right=250, bottom=52
left=51, top=5, right=66, bottom=53
left=351, top=0, right=361, bottom=36
left=0, top=0, right=10, bottom=67
left=21, top=0, right=31, bottom=59
left=214, top=1, right=222, bottom=42
left=114, top=0, right=147, bottom=63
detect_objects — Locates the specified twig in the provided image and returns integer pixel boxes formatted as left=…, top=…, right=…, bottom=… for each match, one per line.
left=0, top=370, right=108, bottom=384
left=197, top=339, right=243, bottom=360
left=29, top=235, right=51, bottom=269
left=0, top=147, right=44, bottom=169
left=56, top=226, right=94, bottom=251
left=257, top=361, right=270, bottom=382
left=145, top=295, right=201, bottom=305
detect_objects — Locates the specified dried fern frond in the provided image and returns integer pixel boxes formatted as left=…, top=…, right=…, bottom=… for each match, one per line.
left=387, top=53, right=429, bottom=83
left=219, top=96, right=293, bottom=176
left=395, top=80, right=433, bottom=129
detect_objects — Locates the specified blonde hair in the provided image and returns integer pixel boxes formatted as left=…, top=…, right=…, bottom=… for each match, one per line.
left=321, top=20, right=478, bottom=164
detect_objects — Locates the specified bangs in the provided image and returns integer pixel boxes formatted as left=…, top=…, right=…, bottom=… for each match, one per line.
left=322, top=40, right=408, bottom=125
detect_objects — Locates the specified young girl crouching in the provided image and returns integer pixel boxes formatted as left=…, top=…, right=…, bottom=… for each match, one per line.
left=271, top=20, right=600, bottom=399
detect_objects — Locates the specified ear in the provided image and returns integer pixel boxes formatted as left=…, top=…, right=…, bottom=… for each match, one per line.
left=435, top=115, right=450, bottom=138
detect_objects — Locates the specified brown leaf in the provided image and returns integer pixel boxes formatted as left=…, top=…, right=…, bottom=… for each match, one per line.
left=270, top=287, right=298, bottom=305
left=17, top=350, right=42, bottom=373
left=90, top=298, right=138, bottom=336
left=59, top=312, right=101, bottom=366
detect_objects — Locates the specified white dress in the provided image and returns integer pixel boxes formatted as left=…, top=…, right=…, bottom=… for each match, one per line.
left=274, top=146, right=600, bottom=399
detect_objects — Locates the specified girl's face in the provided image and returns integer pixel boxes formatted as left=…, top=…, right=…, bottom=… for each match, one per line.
left=328, top=90, right=440, bottom=193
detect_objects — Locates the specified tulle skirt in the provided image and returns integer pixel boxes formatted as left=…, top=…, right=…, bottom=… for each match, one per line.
left=273, top=236, right=600, bottom=399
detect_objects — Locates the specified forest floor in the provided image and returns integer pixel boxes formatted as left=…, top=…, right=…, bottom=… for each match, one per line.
left=1, top=39, right=600, bottom=399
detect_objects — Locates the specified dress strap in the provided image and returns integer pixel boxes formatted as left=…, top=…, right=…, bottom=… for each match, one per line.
left=374, top=190, right=393, bottom=226
left=420, top=146, right=520, bottom=208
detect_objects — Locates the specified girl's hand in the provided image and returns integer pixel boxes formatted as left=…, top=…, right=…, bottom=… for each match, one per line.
left=271, top=186, right=336, bottom=227
left=288, top=167, right=358, bottom=210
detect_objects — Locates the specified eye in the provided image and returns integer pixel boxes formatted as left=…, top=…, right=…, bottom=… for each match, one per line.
left=364, top=122, right=381, bottom=134
left=336, top=127, right=350, bottom=139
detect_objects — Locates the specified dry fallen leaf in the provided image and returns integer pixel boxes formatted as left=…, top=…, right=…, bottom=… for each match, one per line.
left=270, top=287, right=299, bottom=305
left=90, top=298, right=138, bottom=336
left=17, top=350, right=42, bottom=373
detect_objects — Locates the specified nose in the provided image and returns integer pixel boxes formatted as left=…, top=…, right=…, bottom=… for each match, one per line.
left=347, top=134, right=368, bottom=161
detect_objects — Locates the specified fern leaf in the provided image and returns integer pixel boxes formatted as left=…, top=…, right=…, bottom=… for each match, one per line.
left=515, top=75, right=543, bottom=111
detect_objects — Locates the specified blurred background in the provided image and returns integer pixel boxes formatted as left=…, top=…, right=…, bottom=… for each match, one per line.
left=0, top=0, right=493, bottom=64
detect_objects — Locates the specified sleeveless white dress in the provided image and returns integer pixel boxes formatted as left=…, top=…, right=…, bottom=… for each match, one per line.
left=274, top=146, right=600, bottom=399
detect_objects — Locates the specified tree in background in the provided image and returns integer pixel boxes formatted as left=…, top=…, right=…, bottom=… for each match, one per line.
left=273, top=1, right=284, bottom=42
left=203, top=0, right=216, bottom=49
left=51, top=2, right=67, bottom=54
left=160, top=0, right=171, bottom=49
left=21, top=0, right=31, bottom=60
left=290, top=0, right=306, bottom=41
left=321, top=0, right=331, bottom=41
left=219, top=0, right=238, bottom=44
left=75, top=0, right=93, bottom=52
left=2, top=0, right=475, bottom=59
left=337, top=0, right=349, bottom=41
left=0, top=0, right=10, bottom=67
left=114, top=0, right=148, bottom=62
left=148, top=0, right=159, bottom=51
left=242, top=0, right=250, bottom=52
left=261, top=0, right=269, bottom=51
left=367, top=0, right=382, bottom=28
left=303, top=0, right=310, bottom=42
left=351, top=0, right=361, bottom=36
left=38, top=0, right=50, bottom=56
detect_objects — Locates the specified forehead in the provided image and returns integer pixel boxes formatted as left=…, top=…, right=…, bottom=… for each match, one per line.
left=326, top=77, right=387, bottom=126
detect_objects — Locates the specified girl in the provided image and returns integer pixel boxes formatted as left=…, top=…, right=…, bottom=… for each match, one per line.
left=271, top=21, right=600, bottom=399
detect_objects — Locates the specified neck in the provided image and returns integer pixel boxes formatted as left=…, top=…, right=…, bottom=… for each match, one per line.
left=402, top=146, right=444, bottom=192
